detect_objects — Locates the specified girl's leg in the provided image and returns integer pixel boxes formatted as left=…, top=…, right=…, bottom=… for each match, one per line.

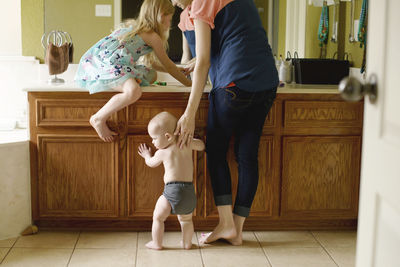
left=90, top=78, right=142, bottom=142
left=177, top=213, right=194, bottom=249
left=146, top=195, right=171, bottom=250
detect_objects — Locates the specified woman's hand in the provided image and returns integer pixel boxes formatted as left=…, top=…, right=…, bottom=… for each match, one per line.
left=174, top=112, right=195, bottom=148
left=185, top=58, right=196, bottom=74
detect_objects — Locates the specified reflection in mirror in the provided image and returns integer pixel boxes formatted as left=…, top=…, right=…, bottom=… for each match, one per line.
left=42, top=0, right=364, bottom=68
left=45, top=0, right=115, bottom=64
left=282, top=0, right=365, bottom=68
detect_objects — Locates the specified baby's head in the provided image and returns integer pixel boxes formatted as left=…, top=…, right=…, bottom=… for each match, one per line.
left=148, top=112, right=177, bottom=149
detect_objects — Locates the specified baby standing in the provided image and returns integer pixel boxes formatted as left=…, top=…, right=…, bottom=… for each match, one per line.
left=75, top=0, right=191, bottom=142
left=138, top=112, right=204, bottom=250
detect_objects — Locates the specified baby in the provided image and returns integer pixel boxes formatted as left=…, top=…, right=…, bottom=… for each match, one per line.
left=138, top=111, right=204, bottom=250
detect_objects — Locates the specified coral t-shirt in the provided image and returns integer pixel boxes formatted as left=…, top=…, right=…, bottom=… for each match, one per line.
left=178, top=0, right=233, bottom=31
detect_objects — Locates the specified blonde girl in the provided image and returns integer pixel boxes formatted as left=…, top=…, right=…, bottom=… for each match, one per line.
left=75, top=0, right=191, bottom=142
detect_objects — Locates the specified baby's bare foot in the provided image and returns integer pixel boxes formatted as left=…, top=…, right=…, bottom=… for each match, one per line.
left=90, top=115, right=117, bottom=142
left=199, top=223, right=237, bottom=244
left=180, top=240, right=192, bottom=250
left=145, top=241, right=162, bottom=250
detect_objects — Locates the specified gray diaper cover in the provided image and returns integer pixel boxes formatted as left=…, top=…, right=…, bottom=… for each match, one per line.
left=163, top=182, right=196, bottom=215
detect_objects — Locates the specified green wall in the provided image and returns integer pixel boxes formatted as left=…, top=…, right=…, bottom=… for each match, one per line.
left=305, top=1, right=364, bottom=67
left=21, top=0, right=45, bottom=62
left=277, top=0, right=287, bottom=57
left=305, top=4, right=339, bottom=59
left=343, top=1, right=364, bottom=68
left=22, top=0, right=114, bottom=63
left=45, top=0, right=114, bottom=64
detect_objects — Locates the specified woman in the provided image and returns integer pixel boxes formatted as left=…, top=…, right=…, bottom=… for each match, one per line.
left=172, top=0, right=279, bottom=245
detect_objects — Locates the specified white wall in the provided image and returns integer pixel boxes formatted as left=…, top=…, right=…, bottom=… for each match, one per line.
left=0, top=57, right=39, bottom=129
left=0, top=0, right=22, bottom=56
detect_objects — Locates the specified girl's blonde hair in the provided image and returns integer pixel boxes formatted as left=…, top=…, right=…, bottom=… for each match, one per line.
left=118, top=0, right=175, bottom=66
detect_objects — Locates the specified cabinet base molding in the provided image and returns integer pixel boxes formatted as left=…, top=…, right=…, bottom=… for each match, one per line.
left=35, top=219, right=357, bottom=231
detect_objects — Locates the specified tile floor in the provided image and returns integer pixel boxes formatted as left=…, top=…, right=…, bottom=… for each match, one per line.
left=0, top=230, right=357, bottom=267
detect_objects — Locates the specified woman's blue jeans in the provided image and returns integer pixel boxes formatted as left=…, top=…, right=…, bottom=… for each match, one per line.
left=206, top=86, right=277, bottom=217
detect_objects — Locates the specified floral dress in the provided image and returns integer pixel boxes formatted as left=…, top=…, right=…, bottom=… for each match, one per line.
left=75, top=27, right=155, bottom=94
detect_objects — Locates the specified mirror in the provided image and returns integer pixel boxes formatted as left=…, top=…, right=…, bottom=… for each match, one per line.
left=41, top=0, right=364, bottom=67
left=278, top=0, right=365, bottom=68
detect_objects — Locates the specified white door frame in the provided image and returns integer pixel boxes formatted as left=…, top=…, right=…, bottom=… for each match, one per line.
left=114, top=0, right=122, bottom=27
left=285, top=0, right=307, bottom=57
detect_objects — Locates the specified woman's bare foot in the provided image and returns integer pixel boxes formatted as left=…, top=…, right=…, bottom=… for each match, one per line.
left=180, top=240, right=192, bottom=250
left=199, top=223, right=237, bottom=244
left=227, top=233, right=242, bottom=246
left=227, top=214, right=246, bottom=245
left=90, top=115, right=117, bottom=142
left=145, top=241, right=162, bottom=250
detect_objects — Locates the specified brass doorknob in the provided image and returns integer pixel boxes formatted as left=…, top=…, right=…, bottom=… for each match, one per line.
left=338, top=75, right=377, bottom=103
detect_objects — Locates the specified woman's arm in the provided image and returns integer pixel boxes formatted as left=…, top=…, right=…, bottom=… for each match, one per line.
left=181, top=32, right=192, bottom=64
left=140, top=32, right=191, bottom=87
left=175, top=19, right=211, bottom=148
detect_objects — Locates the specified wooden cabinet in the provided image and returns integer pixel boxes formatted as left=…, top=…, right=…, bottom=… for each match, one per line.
left=28, top=91, right=363, bottom=230
left=37, top=135, right=119, bottom=218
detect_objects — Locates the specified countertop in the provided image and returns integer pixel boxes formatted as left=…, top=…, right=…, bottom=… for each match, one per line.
left=23, top=82, right=339, bottom=94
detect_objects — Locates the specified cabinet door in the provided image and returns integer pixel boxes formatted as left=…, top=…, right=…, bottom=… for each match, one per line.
left=37, top=135, right=119, bottom=218
left=127, top=135, right=164, bottom=218
left=204, top=136, right=277, bottom=218
left=281, top=136, right=361, bottom=219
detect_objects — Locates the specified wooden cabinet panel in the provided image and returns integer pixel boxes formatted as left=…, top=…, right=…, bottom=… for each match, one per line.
left=127, top=135, right=165, bottom=217
left=264, top=103, right=277, bottom=127
left=128, top=100, right=208, bottom=130
left=283, top=101, right=363, bottom=135
left=205, top=136, right=276, bottom=218
left=281, top=136, right=361, bottom=219
left=37, top=135, right=119, bottom=217
left=36, top=99, right=109, bottom=127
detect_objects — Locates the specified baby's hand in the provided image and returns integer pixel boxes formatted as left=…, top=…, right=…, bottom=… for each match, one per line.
left=138, top=143, right=152, bottom=158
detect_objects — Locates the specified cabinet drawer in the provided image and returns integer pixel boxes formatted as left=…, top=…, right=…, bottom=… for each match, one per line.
left=128, top=100, right=208, bottom=129
left=284, top=101, right=363, bottom=129
left=36, top=99, right=107, bottom=127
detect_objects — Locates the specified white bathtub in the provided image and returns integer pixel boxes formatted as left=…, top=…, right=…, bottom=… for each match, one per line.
left=0, top=135, right=31, bottom=241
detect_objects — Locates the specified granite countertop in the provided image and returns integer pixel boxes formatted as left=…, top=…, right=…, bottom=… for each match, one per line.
left=23, top=82, right=339, bottom=94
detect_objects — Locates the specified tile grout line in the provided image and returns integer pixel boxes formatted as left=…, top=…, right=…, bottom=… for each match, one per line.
left=310, top=231, right=340, bottom=267
left=0, top=236, right=19, bottom=265
left=253, top=231, right=274, bottom=267
left=134, top=232, right=139, bottom=267
left=66, top=230, right=81, bottom=267
left=195, top=232, right=206, bottom=267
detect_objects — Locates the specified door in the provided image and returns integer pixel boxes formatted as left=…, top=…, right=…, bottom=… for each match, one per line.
left=355, top=0, right=400, bottom=266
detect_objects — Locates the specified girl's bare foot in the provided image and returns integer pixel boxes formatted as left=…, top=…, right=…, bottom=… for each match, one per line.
left=180, top=240, right=192, bottom=250
left=145, top=241, right=162, bottom=250
left=199, top=223, right=237, bottom=244
left=90, top=115, right=117, bottom=142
